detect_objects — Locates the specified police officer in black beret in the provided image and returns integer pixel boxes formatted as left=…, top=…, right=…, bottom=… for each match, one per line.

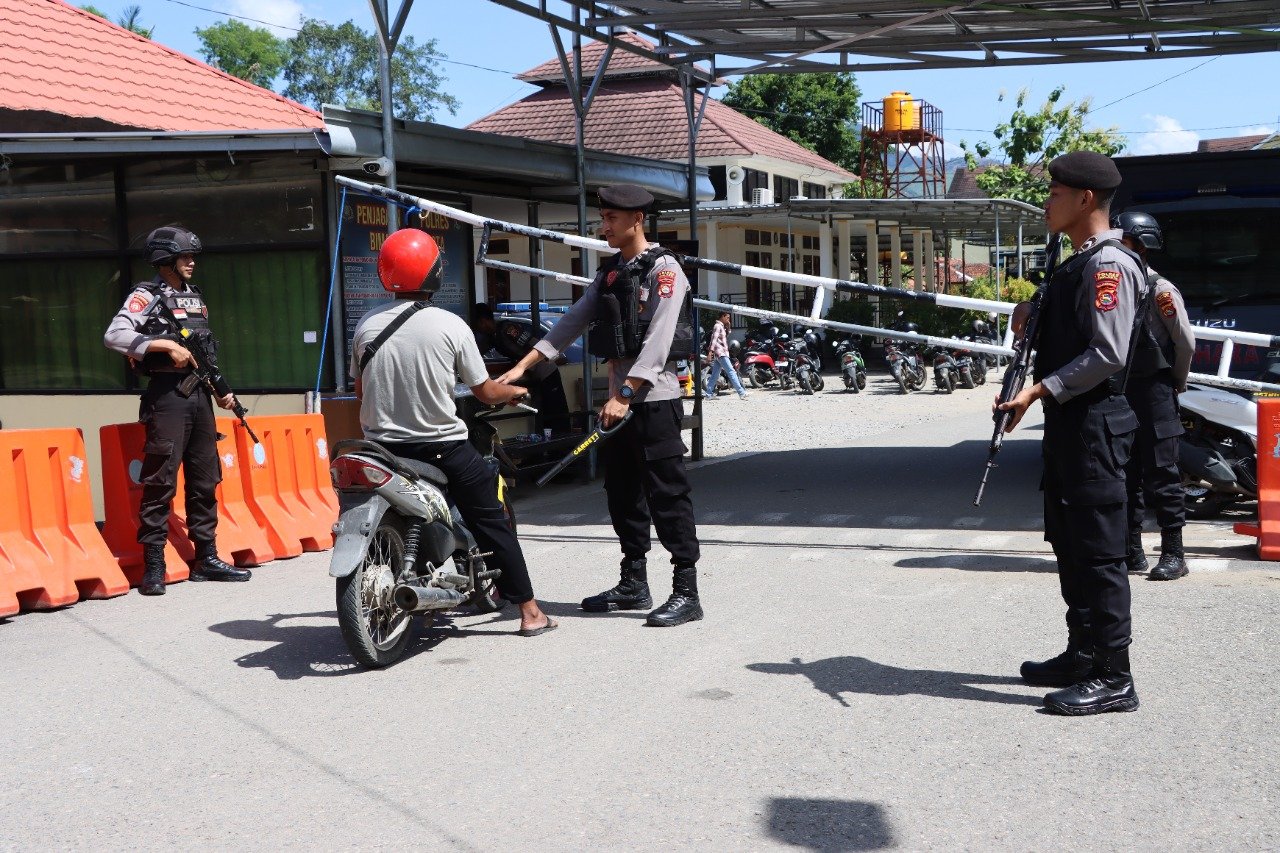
left=997, top=151, right=1146, bottom=715
left=498, top=184, right=704, bottom=627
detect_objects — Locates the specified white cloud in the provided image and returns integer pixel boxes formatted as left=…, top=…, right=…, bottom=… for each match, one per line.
left=226, top=0, right=303, bottom=37
left=1130, top=114, right=1199, bottom=156
left=1238, top=125, right=1275, bottom=138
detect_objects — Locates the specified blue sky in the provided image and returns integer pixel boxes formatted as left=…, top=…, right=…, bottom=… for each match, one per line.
left=97, top=0, right=1278, bottom=157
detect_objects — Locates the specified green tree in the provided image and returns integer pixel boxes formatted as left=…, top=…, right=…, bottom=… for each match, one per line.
left=81, top=3, right=153, bottom=37
left=281, top=19, right=458, bottom=121
left=960, top=86, right=1124, bottom=205
left=196, top=20, right=286, bottom=89
left=722, top=73, right=862, bottom=171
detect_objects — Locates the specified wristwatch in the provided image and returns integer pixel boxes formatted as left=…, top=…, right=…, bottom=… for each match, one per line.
left=618, top=384, right=636, bottom=401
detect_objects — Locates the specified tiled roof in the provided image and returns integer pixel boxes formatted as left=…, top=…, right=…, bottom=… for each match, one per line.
left=1196, top=134, right=1268, bottom=153
left=468, top=77, right=856, bottom=179
left=0, top=0, right=323, bottom=132
left=517, top=31, right=701, bottom=85
left=947, top=166, right=991, bottom=199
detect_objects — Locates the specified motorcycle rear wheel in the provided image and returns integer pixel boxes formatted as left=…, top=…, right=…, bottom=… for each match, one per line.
left=813, top=375, right=825, bottom=392
left=1184, top=485, right=1234, bottom=519
left=856, top=371, right=867, bottom=391
left=960, top=367, right=975, bottom=390
left=337, top=519, right=415, bottom=669
left=747, top=365, right=766, bottom=388
left=896, top=372, right=909, bottom=394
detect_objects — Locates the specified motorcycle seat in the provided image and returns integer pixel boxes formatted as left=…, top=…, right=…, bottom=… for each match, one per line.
left=392, top=457, right=450, bottom=488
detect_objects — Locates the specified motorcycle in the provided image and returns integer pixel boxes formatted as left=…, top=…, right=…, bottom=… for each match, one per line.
left=701, top=347, right=743, bottom=396
left=791, top=339, right=824, bottom=394
left=1178, top=384, right=1257, bottom=518
left=834, top=338, right=867, bottom=392
left=328, top=395, right=523, bottom=668
left=932, top=348, right=959, bottom=394
left=885, top=341, right=927, bottom=394
left=955, top=337, right=988, bottom=388
left=799, top=327, right=824, bottom=373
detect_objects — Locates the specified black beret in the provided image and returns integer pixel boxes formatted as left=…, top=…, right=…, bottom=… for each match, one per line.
left=597, top=184, right=654, bottom=211
left=1047, top=151, right=1122, bottom=191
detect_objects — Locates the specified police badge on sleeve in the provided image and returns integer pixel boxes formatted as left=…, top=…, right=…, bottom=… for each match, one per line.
left=1094, top=270, right=1120, bottom=312
left=656, top=268, right=677, bottom=298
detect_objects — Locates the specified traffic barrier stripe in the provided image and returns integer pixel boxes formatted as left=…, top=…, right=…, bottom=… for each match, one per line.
left=99, top=423, right=190, bottom=585
left=1235, top=397, right=1280, bottom=560
left=234, top=414, right=337, bottom=557
left=0, top=428, right=130, bottom=612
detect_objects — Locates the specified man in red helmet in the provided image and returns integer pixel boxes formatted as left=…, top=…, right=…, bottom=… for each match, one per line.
left=350, top=227, right=556, bottom=636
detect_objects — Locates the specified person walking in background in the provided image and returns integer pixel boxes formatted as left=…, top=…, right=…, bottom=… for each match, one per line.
left=704, top=310, right=748, bottom=400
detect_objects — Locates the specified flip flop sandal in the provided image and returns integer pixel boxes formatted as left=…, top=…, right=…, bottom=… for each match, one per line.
left=517, top=617, right=559, bottom=637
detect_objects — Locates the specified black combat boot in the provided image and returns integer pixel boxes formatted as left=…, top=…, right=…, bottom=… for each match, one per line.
left=139, top=545, right=167, bottom=596
left=190, top=544, right=252, bottom=582
left=1149, top=527, right=1189, bottom=581
left=1125, top=527, right=1149, bottom=574
left=1020, top=630, right=1092, bottom=687
left=581, top=557, right=652, bottom=612
left=1043, top=648, right=1139, bottom=716
left=646, top=565, right=703, bottom=627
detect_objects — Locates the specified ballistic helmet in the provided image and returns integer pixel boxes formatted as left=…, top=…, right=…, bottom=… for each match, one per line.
left=145, top=226, right=202, bottom=266
left=378, top=228, right=442, bottom=293
left=1111, top=210, right=1163, bottom=251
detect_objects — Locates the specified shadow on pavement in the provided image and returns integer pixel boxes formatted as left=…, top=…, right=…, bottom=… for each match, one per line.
left=766, top=797, right=894, bottom=852
left=895, top=553, right=1056, bottom=573
left=209, top=611, right=441, bottom=679
left=747, top=656, right=1039, bottom=707
left=520, top=440, right=1043, bottom=532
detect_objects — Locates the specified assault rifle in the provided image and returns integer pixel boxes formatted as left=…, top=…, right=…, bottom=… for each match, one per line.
left=973, top=233, right=1063, bottom=507
left=536, top=410, right=634, bottom=487
left=149, top=297, right=260, bottom=445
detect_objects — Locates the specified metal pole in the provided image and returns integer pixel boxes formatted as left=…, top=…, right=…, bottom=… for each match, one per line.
left=993, top=204, right=1002, bottom=340
left=684, top=73, right=707, bottom=461
left=370, top=0, right=398, bottom=234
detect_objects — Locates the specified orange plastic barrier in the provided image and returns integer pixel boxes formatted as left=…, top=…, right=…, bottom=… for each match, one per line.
left=0, top=429, right=130, bottom=613
left=233, top=414, right=337, bottom=557
left=99, top=423, right=191, bottom=586
left=1234, top=396, right=1280, bottom=560
left=100, top=423, right=276, bottom=580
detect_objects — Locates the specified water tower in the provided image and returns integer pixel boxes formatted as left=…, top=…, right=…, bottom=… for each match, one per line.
left=859, top=92, right=947, bottom=198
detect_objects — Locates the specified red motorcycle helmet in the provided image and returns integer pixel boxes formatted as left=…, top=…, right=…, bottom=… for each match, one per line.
left=378, top=228, right=442, bottom=293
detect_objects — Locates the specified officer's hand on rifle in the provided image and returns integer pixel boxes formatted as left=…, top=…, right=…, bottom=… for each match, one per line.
left=215, top=393, right=236, bottom=410
left=1010, top=301, right=1033, bottom=340
left=995, top=382, right=1048, bottom=432
left=152, top=339, right=196, bottom=369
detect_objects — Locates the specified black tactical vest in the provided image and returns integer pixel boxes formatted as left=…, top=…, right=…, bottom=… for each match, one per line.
left=586, top=247, right=693, bottom=361
left=1127, top=272, right=1175, bottom=379
left=1034, top=238, right=1145, bottom=399
left=134, top=281, right=216, bottom=375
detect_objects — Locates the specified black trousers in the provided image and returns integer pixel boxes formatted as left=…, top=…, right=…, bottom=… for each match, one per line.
left=1125, top=372, right=1186, bottom=532
left=137, top=376, right=221, bottom=550
left=1041, top=394, right=1138, bottom=654
left=381, top=438, right=535, bottom=605
left=601, top=399, right=700, bottom=568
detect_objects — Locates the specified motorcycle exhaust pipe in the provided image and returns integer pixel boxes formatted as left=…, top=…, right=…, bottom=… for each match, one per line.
left=393, top=584, right=468, bottom=613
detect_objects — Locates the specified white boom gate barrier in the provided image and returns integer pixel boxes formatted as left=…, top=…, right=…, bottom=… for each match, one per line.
left=334, top=176, right=1280, bottom=394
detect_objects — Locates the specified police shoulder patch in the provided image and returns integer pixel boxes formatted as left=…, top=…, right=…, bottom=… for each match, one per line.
left=656, top=268, right=677, bottom=287
left=1093, top=269, right=1120, bottom=312
left=1156, top=291, right=1176, bottom=318
left=126, top=293, right=150, bottom=313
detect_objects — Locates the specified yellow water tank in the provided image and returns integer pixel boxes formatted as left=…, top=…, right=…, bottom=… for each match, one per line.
left=883, top=91, right=919, bottom=132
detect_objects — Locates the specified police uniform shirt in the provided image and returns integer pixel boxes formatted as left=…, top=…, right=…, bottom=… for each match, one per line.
left=103, top=277, right=202, bottom=360
left=351, top=302, right=490, bottom=444
left=534, top=248, right=689, bottom=402
left=1145, top=268, right=1196, bottom=389
left=1040, top=228, right=1147, bottom=403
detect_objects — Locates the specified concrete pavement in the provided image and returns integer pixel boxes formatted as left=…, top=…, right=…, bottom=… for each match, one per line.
left=2, top=380, right=1276, bottom=850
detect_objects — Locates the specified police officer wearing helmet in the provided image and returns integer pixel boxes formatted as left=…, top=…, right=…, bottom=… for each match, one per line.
left=351, top=228, right=556, bottom=636
left=997, top=151, right=1147, bottom=715
left=103, top=226, right=251, bottom=595
left=497, top=184, right=704, bottom=627
left=1112, top=210, right=1196, bottom=581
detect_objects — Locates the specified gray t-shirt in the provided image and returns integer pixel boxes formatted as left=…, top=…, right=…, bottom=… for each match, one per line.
left=351, top=301, right=488, bottom=443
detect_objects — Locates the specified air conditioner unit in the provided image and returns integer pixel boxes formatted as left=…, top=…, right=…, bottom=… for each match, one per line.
left=751, top=188, right=774, bottom=205
left=726, top=165, right=745, bottom=186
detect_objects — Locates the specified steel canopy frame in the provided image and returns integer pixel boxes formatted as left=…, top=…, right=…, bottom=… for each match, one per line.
left=489, top=0, right=1280, bottom=75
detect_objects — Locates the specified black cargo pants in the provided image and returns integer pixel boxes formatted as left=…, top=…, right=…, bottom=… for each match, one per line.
left=1042, top=394, right=1138, bottom=653
left=1125, top=371, right=1186, bottom=532
left=600, top=398, right=700, bottom=568
left=137, top=374, right=221, bottom=550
